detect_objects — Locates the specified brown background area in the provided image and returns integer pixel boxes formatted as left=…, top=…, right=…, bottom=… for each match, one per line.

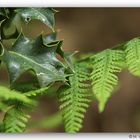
left=1, top=8, right=140, bottom=132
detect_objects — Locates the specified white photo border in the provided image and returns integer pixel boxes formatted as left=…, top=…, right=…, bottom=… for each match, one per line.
left=0, top=1, right=140, bottom=140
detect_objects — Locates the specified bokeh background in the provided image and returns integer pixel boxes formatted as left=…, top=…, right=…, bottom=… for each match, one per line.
left=1, top=8, right=140, bottom=132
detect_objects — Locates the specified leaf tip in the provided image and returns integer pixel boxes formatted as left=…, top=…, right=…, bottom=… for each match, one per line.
left=98, top=102, right=105, bottom=113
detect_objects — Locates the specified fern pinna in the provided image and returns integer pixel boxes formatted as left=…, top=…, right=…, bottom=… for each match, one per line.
left=125, top=38, right=140, bottom=76
left=1, top=7, right=140, bottom=133
left=90, top=49, right=125, bottom=112
left=3, top=106, right=30, bottom=132
left=58, top=63, right=91, bottom=132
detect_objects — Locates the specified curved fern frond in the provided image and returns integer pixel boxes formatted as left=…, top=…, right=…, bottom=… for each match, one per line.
left=24, top=86, right=51, bottom=97
left=90, top=49, right=125, bottom=112
left=0, top=86, right=35, bottom=105
left=3, top=106, right=30, bottom=132
left=58, top=63, right=91, bottom=133
left=125, top=38, right=140, bottom=76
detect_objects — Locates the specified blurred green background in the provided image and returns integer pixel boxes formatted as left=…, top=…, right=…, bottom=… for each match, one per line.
left=1, top=8, right=140, bottom=132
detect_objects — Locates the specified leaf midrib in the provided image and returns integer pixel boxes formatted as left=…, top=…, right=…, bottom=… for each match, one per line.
left=9, top=51, right=57, bottom=74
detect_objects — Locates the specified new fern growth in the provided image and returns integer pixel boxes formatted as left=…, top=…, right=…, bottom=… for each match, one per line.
left=0, top=7, right=140, bottom=133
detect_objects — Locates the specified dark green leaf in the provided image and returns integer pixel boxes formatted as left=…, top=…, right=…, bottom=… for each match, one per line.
left=43, top=32, right=57, bottom=45
left=15, top=8, right=56, bottom=31
left=43, top=32, right=76, bottom=73
left=0, top=8, right=8, bottom=21
left=0, top=33, right=67, bottom=87
left=57, top=49, right=77, bottom=73
left=0, top=8, right=19, bottom=40
left=1, top=19, right=19, bottom=40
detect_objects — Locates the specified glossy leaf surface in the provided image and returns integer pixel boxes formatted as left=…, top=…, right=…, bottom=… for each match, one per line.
left=0, top=33, right=66, bottom=86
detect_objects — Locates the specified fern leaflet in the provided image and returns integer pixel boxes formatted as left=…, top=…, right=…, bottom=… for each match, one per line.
left=3, top=106, right=30, bottom=132
left=125, top=38, right=140, bottom=76
left=90, top=49, right=124, bottom=112
left=58, top=63, right=91, bottom=133
left=24, top=86, right=51, bottom=97
left=0, top=86, right=35, bottom=105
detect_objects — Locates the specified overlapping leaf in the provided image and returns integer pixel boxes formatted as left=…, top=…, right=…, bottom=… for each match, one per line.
left=90, top=49, right=125, bottom=112
left=3, top=106, right=30, bottom=132
left=125, top=38, right=140, bottom=76
left=15, top=8, right=56, bottom=31
left=0, top=85, right=34, bottom=105
left=43, top=32, right=76, bottom=72
left=58, top=63, right=91, bottom=132
left=0, top=8, right=8, bottom=21
left=0, top=8, right=19, bottom=40
left=0, top=33, right=67, bottom=87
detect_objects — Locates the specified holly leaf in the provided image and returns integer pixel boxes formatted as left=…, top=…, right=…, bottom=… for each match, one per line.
left=0, top=33, right=67, bottom=87
left=0, top=8, right=8, bottom=21
left=0, top=19, right=19, bottom=40
left=15, top=8, right=57, bottom=31
left=0, top=8, right=19, bottom=40
left=43, top=32, right=57, bottom=45
left=56, top=47, right=77, bottom=73
left=43, top=32, right=76, bottom=73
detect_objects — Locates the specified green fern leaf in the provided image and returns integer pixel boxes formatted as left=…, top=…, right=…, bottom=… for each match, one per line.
left=90, top=49, right=124, bottom=112
left=3, top=106, right=30, bottom=132
left=0, top=86, right=35, bottom=105
left=125, top=38, right=140, bottom=76
left=24, top=86, right=51, bottom=97
left=58, top=63, right=91, bottom=133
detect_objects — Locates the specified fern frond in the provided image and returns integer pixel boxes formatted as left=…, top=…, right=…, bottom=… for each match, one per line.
left=125, top=38, right=140, bottom=76
left=58, top=64, right=91, bottom=133
left=3, top=106, right=30, bottom=132
left=90, top=49, right=125, bottom=112
left=0, top=86, right=35, bottom=105
left=24, top=86, right=51, bottom=97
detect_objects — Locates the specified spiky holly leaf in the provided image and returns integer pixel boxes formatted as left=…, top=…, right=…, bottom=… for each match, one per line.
left=0, top=33, right=67, bottom=87
left=15, top=8, right=56, bottom=31
left=0, top=8, right=19, bottom=40
left=0, top=20, right=19, bottom=40
left=0, top=8, right=8, bottom=40
left=0, top=8, right=8, bottom=21
left=42, top=32, right=57, bottom=44
left=43, top=32, right=76, bottom=73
